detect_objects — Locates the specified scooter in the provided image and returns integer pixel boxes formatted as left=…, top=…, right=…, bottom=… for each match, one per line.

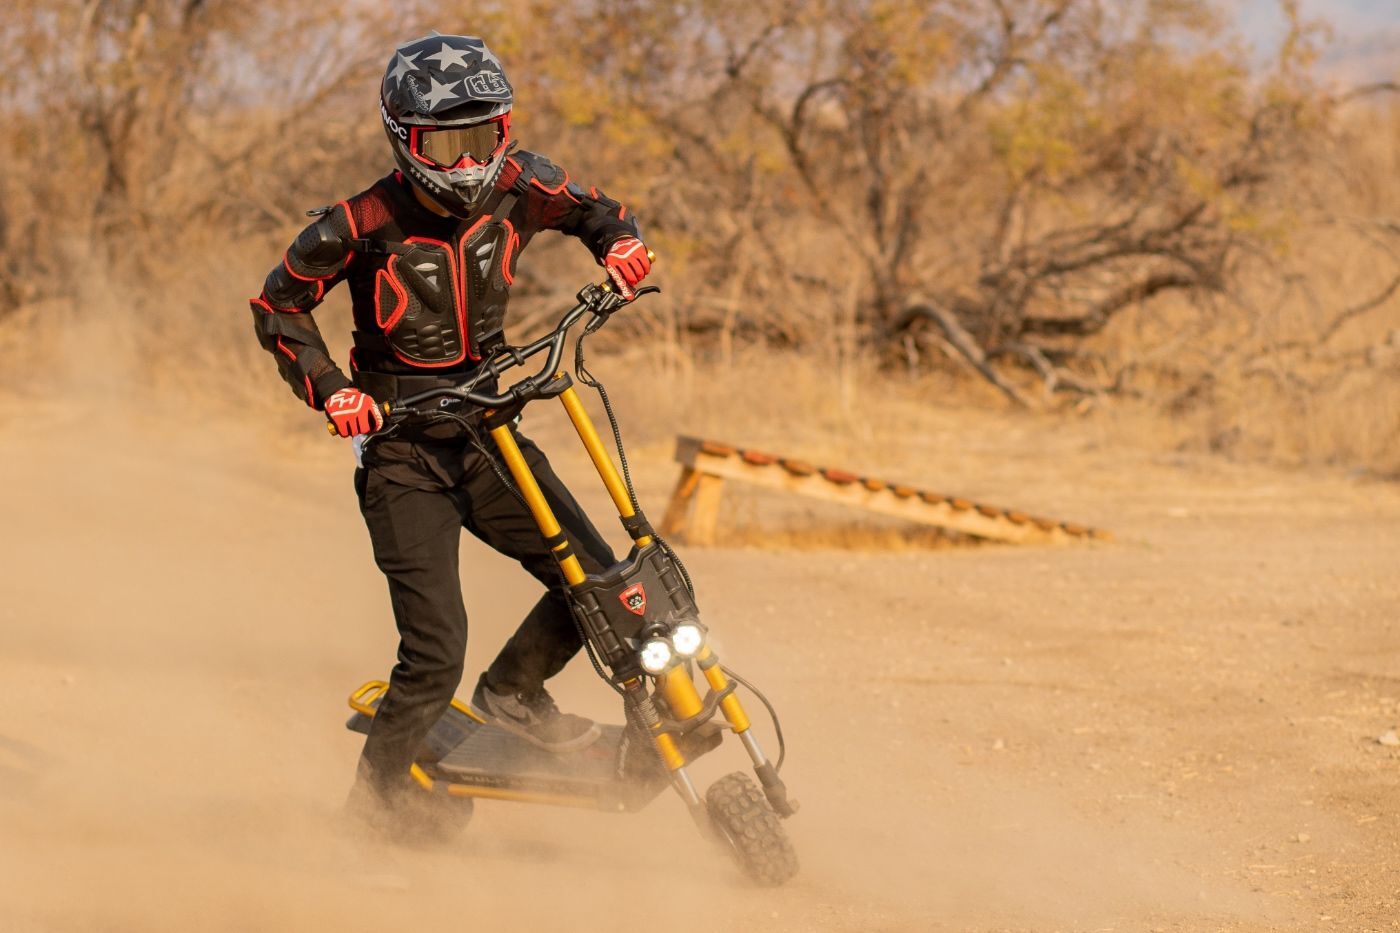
left=341, top=269, right=799, bottom=885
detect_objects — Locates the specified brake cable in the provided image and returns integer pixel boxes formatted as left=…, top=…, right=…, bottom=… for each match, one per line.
left=719, top=664, right=787, bottom=771
left=573, top=319, right=697, bottom=601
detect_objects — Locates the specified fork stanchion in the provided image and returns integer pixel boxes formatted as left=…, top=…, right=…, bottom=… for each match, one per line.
left=486, top=418, right=587, bottom=586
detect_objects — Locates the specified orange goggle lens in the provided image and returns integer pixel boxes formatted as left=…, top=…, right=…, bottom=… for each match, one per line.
left=415, top=120, right=505, bottom=168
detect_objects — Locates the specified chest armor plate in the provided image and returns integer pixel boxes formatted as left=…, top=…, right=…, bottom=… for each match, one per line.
left=461, top=221, right=511, bottom=358
left=372, top=222, right=514, bottom=365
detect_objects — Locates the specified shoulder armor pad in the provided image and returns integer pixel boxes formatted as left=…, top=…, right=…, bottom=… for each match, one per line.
left=287, top=209, right=353, bottom=278
left=511, top=150, right=569, bottom=195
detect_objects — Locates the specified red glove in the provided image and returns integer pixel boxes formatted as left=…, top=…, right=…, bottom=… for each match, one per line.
left=324, top=387, right=384, bottom=438
left=601, top=236, right=651, bottom=300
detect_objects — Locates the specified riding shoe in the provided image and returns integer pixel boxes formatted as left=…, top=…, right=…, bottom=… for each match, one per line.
left=470, top=674, right=602, bottom=753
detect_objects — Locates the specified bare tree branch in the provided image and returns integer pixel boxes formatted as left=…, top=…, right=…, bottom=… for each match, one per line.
left=891, top=300, right=1035, bottom=407
left=1315, top=273, right=1400, bottom=346
left=1021, top=272, right=1202, bottom=336
left=1336, top=81, right=1400, bottom=105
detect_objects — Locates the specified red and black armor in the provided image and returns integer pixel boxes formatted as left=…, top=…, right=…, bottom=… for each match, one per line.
left=249, top=150, right=641, bottom=408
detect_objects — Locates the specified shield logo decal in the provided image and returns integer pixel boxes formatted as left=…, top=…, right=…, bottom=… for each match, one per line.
left=619, top=583, right=647, bottom=616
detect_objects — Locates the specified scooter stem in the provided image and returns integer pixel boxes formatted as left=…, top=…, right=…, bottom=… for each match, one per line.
left=557, top=383, right=653, bottom=547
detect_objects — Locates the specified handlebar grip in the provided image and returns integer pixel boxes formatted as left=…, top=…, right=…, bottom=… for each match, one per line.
left=325, top=401, right=393, bottom=436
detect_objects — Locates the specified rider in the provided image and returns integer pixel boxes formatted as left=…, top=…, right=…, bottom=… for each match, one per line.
left=247, top=33, right=652, bottom=818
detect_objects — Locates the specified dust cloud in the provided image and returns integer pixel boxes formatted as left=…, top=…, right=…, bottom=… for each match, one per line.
left=2, top=351, right=1398, bottom=931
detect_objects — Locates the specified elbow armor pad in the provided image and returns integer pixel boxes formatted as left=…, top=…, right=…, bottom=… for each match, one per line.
left=249, top=303, right=342, bottom=405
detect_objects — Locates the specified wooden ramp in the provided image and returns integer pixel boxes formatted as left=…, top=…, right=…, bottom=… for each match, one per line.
left=660, top=436, right=1111, bottom=547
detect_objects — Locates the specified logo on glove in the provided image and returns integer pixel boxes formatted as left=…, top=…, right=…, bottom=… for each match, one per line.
left=325, top=393, right=365, bottom=411
left=324, top=387, right=384, bottom=438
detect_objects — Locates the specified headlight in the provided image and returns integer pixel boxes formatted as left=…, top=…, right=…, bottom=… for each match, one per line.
left=639, top=638, right=673, bottom=673
left=671, top=623, right=704, bottom=657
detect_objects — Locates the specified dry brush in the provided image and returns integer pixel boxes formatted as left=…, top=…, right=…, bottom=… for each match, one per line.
left=1, top=0, right=1396, bottom=469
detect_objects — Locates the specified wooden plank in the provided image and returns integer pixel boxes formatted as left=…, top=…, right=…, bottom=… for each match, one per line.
left=680, top=449, right=1068, bottom=545
left=659, top=465, right=700, bottom=537
left=688, top=473, right=725, bottom=546
left=674, top=435, right=705, bottom=467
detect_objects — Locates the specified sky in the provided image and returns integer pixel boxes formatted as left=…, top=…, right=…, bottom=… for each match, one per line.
left=1235, top=0, right=1400, bottom=83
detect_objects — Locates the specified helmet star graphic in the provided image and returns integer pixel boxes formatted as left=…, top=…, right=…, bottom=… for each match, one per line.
left=387, top=51, right=420, bottom=84
left=419, top=75, right=461, bottom=109
left=424, top=41, right=476, bottom=70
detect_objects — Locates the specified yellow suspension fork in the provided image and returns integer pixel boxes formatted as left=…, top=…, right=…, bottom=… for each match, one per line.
left=557, top=383, right=652, bottom=547
left=619, top=674, right=706, bottom=815
left=698, top=644, right=797, bottom=816
left=487, top=414, right=588, bottom=587
left=487, top=407, right=705, bottom=813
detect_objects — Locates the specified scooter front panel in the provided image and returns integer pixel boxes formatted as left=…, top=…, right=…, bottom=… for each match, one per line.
left=569, top=542, right=699, bottom=677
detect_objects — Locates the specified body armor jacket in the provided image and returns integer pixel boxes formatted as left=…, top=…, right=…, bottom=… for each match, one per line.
left=249, top=151, right=642, bottom=408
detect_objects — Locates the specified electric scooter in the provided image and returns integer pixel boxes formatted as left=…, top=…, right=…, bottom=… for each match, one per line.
left=341, top=269, right=799, bottom=885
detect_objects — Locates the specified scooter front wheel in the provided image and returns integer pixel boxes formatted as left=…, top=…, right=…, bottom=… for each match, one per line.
left=705, top=771, right=799, bottom=886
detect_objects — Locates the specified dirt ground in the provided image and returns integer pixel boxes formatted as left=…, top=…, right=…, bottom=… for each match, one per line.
left=1, top=378, right=1397, bottom=933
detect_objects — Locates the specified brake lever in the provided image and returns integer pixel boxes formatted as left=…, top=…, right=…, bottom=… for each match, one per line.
left=595, top=282, right=661, bottom=312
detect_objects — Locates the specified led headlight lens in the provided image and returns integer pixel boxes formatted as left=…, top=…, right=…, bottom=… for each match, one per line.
left=639, top=638, right=673, bottom=673
left=671, top=623, right=704, bottom=657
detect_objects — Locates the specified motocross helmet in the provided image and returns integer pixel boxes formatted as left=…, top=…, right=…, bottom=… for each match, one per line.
left=380, top=34, right=514, bottom=217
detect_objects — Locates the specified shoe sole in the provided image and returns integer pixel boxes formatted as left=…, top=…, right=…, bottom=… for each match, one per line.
left=470, top=701, right=603, bottom=754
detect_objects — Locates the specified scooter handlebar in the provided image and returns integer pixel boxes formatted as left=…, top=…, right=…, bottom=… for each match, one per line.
left=324, top=257, right=658, bottom=437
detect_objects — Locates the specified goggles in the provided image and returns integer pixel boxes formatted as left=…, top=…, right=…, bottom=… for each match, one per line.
left=410, top=113, right=511, bottom=169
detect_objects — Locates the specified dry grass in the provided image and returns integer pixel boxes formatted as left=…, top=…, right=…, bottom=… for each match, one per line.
left=5, top=277, right=1395, bottom=483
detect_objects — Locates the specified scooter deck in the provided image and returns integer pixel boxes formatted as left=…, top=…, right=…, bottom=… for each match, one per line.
left=346, top=693, right=670, bottom=811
